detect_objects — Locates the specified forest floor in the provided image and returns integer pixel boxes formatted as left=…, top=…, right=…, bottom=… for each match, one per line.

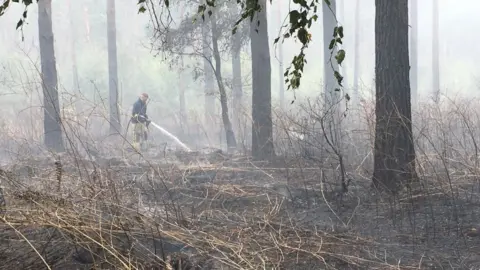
left=0, top=146, right=480, bottom=269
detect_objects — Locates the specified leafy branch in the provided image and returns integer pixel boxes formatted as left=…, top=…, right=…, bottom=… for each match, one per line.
left=0, top=0, right=345, bottom=93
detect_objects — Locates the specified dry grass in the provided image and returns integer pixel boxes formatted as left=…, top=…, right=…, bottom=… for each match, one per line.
left=2, top=95, right=480, bottom=269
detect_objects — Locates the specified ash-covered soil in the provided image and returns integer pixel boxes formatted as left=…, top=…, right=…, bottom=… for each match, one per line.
left=1, top=148, right=480, bottom=269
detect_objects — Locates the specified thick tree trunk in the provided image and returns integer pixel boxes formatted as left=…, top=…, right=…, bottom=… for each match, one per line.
left=211, top=15, right=237, bottom=150
left=432, top=0, right=440, bottom=101
left=69, top=0, right=80, bottom=109
left=107, top=0, right=121, bottom=134
left=250, top=0, right=275, bottom=160
left=38, top=0, right=64, bottom=152
left=373, top=0, right=417, bottom=193
left=231, top=32, right=243, bottom=138
left=277, top=2, right=285, bottom=109
left=409, top=0, right=418, bottom=105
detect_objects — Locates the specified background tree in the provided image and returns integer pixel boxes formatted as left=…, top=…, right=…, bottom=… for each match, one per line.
left=372, top=0, right=417, bottom=192
left=250, top=0, right=275, bottom=160
left=107, top=0, right=121, bottom=134
left=230, top=2, right=245, bottom=137
left=38, top=0, right=64, bottom=152
left=202, top=11, right=216, bottom=128
left=409, top=0, right=418, bottom=105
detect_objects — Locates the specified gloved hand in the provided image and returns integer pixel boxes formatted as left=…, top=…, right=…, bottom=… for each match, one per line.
left=146, top=119, right=151, bottom=127
left=131, top=114, right=139, bottom=123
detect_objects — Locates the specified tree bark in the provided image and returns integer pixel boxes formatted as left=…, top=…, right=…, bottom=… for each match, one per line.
left=211, top=14, right=237, bottom=150
left=69, top=0, right=80, bottom=110
left=38, top=0, right=64, bottom=152
left=277, top=1, right=285, bottom=109
left=107, top=0, right=121, bottom=135
left=250, top=0, right=275, bottom=160
left=322, top=0, right=339, bottom=100
left=372, top=0, right=417, bottom=193
left=409, top=0, right=418, bottom=105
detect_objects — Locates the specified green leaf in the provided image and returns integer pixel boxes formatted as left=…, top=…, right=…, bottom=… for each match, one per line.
left=138, top=6, right=146, bottom=13
left=335, top=49, right=346, bottom=65
left=334, top=71, right=343, bottom=86
left=338, top=26, right=344, bottom=38
left=328, top=38, right=335, bottom=50
left=289, top=10, right=300, bottom=25
left=297, top=28, right=308, bottom=45
left=16, top=19, right=23, bottom=30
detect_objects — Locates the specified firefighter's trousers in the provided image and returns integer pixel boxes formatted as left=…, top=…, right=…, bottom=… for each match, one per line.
left=132, top=122, right=148, bottom=151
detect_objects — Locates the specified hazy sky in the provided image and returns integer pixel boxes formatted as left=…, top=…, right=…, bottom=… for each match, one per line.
left=0, top=0, right=479, bottom=109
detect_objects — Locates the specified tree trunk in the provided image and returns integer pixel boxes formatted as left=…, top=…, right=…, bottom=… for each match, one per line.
left=353, top=0, right=360, bottom=103
left=69, top=0, right=80, bottom=109
left=337, top=0, right=348, bottom=91
left=432, top=0, right=440, bottom=101
left=322, top=0, right=342, bottom=150
left=372, top=0, right=417, bottom=193
left=277, top=1, right=285, bottom=109
left=202, top=19, right=215, bottom=126
left=107, top=0, right=121, bottom=135
left=231, top=31, right=243, bottom=139
left=211, top=14, right=237, bottom=150
left=38, top=0, right=64, bottom=152
left=409, top=0, right=418, bottom=105
left=250, top=0, right=275, bottom=160
left=322, top=0, right=339, bottom=98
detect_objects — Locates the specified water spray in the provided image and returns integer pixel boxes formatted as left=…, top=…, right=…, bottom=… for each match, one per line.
left=148, top=121, right=192, bottom=152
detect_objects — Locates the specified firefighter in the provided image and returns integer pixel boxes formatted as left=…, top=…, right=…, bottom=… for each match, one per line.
left=131, top=93, right=151, bottom=151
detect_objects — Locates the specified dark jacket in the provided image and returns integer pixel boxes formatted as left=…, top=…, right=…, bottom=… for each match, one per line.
left=131, top=98, right=148, bottom=123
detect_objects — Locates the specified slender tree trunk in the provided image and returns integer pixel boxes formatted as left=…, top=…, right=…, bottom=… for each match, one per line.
left=107, top=0, right=121, bottom=134
left=337, top=0, right=348, bottom=90
left=250, top=0, right=275, bottom=160
left=38, top=0, right=64, bottom=152
left=202, top=19, right=215, bottom=126
left=231, top=31, right=243, bottom=138
left=322, top=0, right=339, bottom=98
left=432, top=0, right=440, bottom=101
left=353, top=0, right=360, bottom=103
left=372, top=0, right=417, bottom=193
left=211, top=14, right=237, bottom=150
left=277, top=1, right=285, bottom=109
left=322, top=0, right=342, bottom=149
left=409, top=0, right=418, bottom=105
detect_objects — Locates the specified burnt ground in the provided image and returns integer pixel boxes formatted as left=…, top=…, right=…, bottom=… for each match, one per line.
left=1, top=148, right=480, bottom=269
